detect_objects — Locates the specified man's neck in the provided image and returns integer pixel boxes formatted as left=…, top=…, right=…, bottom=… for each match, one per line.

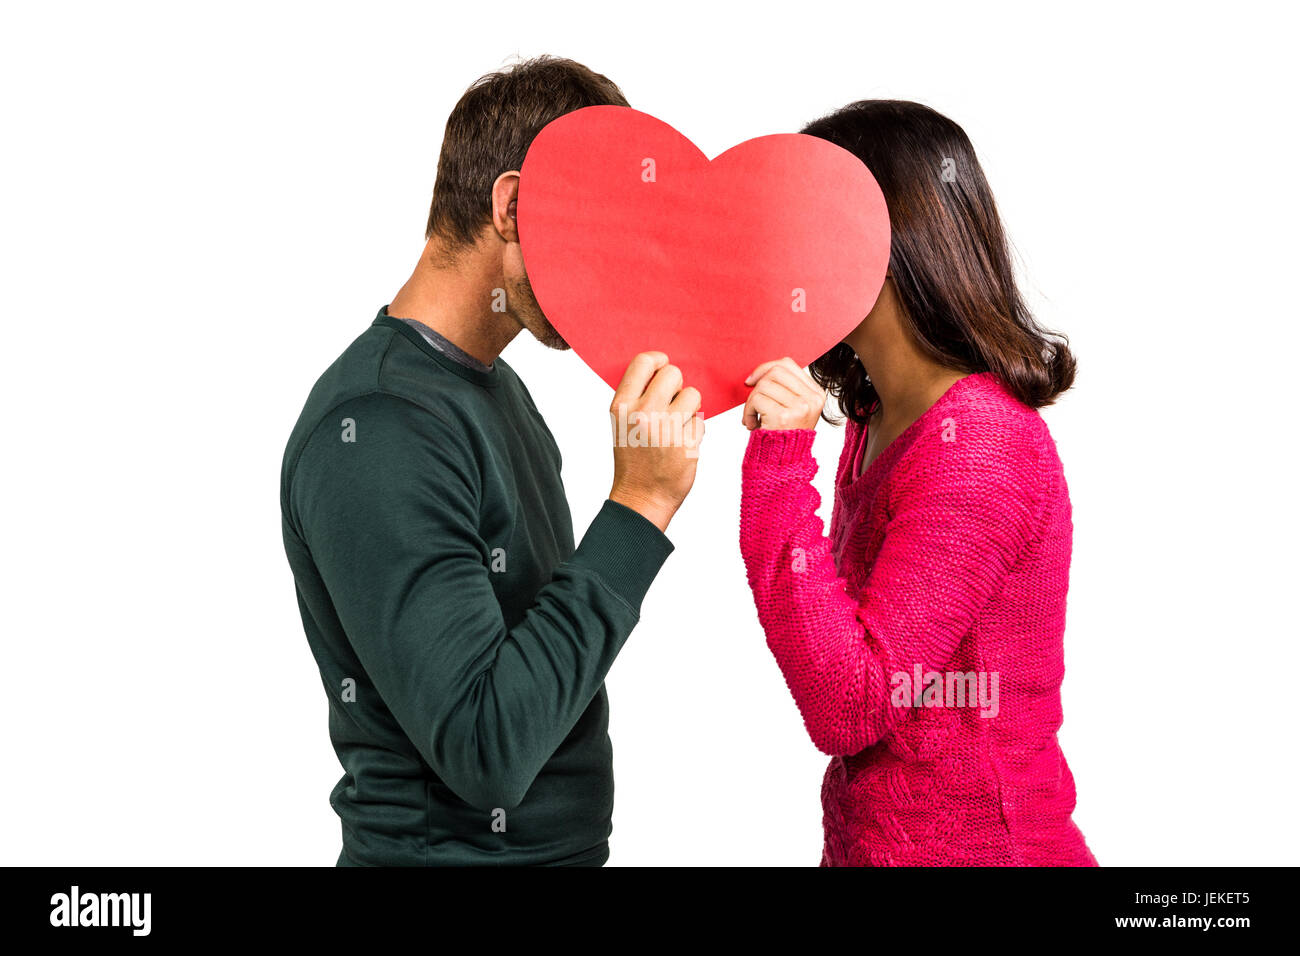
left=388, top=241, right=521, bottom=367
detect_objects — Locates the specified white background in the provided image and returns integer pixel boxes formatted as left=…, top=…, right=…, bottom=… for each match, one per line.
left=2, top=1, right=1296, bottom=866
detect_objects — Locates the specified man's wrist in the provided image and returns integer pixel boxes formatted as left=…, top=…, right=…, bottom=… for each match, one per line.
left=608, top=487, right=677, bottom=533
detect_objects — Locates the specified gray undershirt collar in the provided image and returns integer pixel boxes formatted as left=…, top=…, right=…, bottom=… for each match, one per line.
left=395, top=315, right=494, bottom=373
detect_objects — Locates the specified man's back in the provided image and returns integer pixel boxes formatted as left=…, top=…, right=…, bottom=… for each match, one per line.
left=281, top=307, right=672, bottom=865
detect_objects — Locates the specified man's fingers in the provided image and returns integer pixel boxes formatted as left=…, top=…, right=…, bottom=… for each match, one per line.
left=642, top=362, right=684, bottom=409
left=668, top=385, right=702, bottom=419
left=683, top=412, right=706, bottom=455
left=612, top=351, right=670, bottom=409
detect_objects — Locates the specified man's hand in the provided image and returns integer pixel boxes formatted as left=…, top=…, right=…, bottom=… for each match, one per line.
left=608, top=351, right=705, bottom=532
left=742, top=357, right=826, bottom=431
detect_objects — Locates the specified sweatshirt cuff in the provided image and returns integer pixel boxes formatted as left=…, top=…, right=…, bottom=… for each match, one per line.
left=742, top=428, right=817, bottom=468
left=568, top=499, right=675, bottom=614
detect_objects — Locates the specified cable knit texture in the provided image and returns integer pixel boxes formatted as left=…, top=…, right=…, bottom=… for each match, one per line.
left=740, top=372, right=1096, bottom=866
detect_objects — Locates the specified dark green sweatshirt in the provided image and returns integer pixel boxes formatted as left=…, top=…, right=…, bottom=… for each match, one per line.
left=280, top=307, right=674, bottom=866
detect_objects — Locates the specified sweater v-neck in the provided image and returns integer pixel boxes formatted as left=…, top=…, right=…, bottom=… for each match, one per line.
left=841, top=372, right=991, bottom=501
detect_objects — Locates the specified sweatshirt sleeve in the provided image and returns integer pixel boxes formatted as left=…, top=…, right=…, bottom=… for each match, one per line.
left=290, top=391, right=673, bottom=811
left=738, top=421, right=1048, bottom=757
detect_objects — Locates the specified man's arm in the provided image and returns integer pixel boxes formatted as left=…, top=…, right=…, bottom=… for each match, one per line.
left=292, top=390, right=671, bottom=810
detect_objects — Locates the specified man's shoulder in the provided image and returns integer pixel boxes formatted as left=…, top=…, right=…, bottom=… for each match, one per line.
left=280, top=323, right=467, bottom=495
left=283, top=324, right=393, bottom=466
left=489, top=354, right=535, bottom=404
left=279, top=317, right=552, bottom=505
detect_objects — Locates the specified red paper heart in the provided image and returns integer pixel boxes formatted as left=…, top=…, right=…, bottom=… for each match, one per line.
left=517, top=106, right=890, bottom=419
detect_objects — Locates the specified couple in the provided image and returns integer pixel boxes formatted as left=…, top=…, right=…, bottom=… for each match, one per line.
left=280, top=56, right=1096, bottom=867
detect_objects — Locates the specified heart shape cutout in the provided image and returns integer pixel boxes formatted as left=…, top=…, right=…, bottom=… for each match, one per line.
left=518, top=106, right=890, bottom=419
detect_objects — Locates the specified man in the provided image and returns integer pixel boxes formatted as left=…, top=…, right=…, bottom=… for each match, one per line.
left=280, top=57, right=704, bottom=866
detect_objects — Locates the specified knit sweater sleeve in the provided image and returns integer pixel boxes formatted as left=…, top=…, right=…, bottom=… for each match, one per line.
left=739, top=420, right=1048, bottom=756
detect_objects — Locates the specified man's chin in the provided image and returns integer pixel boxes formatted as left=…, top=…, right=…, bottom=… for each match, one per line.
left=531, top=323, right=570, bottom=351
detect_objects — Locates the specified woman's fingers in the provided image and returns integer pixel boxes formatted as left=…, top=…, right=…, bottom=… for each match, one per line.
left=745, top=359, right=784, bottom=386
left=746, top=356, right=806, bottom=385
left=741, top=389, right=773, bottom=431
left=742, top=357, right=828, bottom=431
left=754, top=373, right=804, bottom=409
left=741, top=378, right=802, bottom=430
left=747, top=357, right=821, bottom=397
left=760, top=363, right=820, bottom=403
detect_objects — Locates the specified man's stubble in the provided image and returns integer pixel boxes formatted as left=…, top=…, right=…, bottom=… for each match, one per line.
left=510, top=271, right=569, bottom=351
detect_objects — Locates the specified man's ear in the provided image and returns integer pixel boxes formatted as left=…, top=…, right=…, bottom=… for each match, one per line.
left=490, top=171, right=521, bottom=242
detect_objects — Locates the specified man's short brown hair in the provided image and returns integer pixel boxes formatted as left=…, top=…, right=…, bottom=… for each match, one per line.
left=425, top=56, right=629, bottom=247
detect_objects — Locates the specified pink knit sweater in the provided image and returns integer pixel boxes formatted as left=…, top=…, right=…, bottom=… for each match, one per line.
left=740, top=372, right=1096, bottom=866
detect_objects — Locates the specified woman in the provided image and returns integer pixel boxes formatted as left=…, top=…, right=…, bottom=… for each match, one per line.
left=740, top=100, right=1096, bottom=866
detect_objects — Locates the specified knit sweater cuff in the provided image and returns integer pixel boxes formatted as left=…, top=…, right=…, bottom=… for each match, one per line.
left=742, top=428, right=817, bottom=469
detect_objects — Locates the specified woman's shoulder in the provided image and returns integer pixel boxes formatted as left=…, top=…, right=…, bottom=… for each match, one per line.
left=891, top=372, right=1060, bottom=495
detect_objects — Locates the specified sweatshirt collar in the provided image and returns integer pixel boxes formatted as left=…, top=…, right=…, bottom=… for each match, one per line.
left=372, top=306, right=500, bottom=387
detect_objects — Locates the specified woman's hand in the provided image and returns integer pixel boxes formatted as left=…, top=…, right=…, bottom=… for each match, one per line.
left=742, top=357, right=827, bottom=431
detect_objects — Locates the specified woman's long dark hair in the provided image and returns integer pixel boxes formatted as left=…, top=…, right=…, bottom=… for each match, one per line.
left=803, top=100, right=1076, bottom=423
